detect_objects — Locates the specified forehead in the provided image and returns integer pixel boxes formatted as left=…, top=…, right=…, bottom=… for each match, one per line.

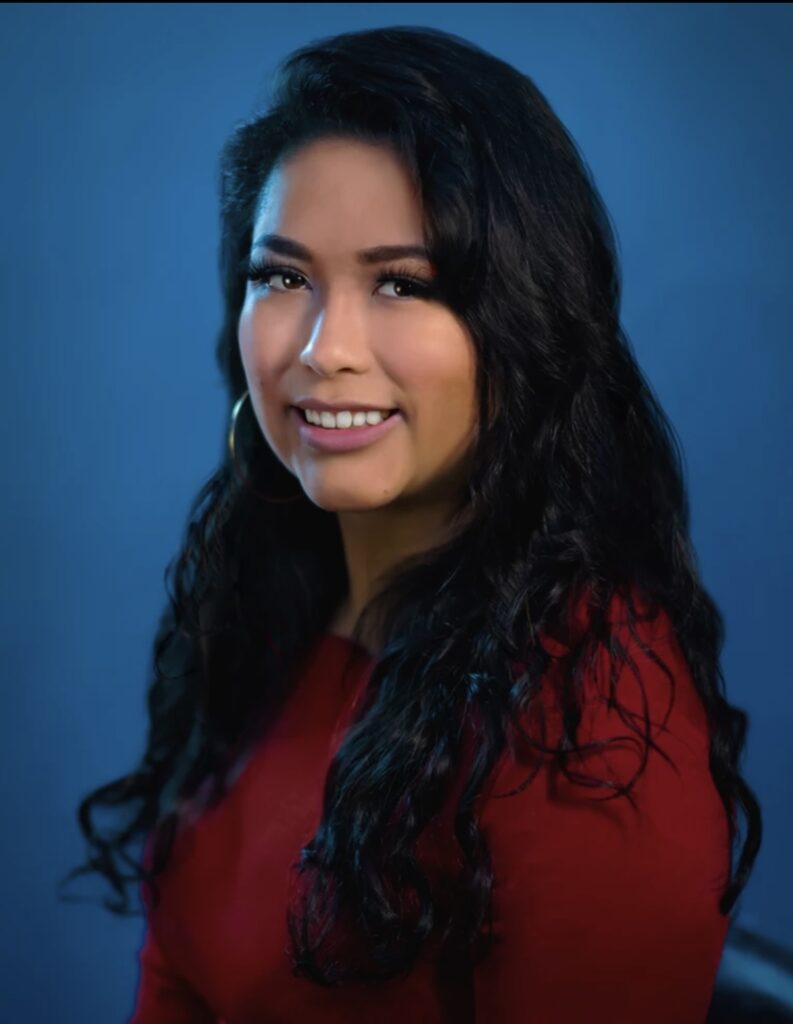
left=252, top=138, right=426, bottom=259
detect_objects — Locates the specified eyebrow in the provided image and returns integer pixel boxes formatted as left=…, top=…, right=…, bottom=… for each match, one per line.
left=251, top=232, right=432, bottom=266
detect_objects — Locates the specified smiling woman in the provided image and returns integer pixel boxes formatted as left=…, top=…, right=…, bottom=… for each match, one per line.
left=61, top=22, right=762, bottom=1024
left=237, top=135, right=479, bottom=611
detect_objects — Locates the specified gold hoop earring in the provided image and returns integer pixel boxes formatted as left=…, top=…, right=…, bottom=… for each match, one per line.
left=228, top=389, right=303, bottom=504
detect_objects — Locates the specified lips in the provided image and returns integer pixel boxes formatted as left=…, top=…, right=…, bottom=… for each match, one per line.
left=289, top=405, right=404, bottom=452
left=292, top=404, right=400, bottom=416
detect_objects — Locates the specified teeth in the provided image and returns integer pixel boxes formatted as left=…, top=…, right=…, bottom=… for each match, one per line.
left=302, top=408, right=395, bottom=429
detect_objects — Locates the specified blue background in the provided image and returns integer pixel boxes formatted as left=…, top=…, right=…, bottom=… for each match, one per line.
left=1, top=3, right=791, bottom=1020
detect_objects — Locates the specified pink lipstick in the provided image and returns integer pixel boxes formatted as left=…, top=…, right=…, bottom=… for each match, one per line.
left=290, top=406, right=404, bottom=453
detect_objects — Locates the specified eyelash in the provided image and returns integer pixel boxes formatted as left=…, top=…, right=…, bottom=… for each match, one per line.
left=242, top=257, right=434, bottom=299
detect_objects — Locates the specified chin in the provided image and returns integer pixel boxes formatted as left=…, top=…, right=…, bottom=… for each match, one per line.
left=302, top=483, right=402, bottom=514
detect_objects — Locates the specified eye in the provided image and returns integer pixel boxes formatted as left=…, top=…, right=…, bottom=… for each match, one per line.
left=375, top=273, right=431, bottom=300
left=244, top=259, right=306, bottom=292
left=242, top=258, right=434, bottom=300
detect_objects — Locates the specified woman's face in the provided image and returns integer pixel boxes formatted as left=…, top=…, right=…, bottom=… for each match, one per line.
left=237, top=137, right=479, bottom=516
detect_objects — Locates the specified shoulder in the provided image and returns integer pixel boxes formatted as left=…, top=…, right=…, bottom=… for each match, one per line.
left=468, top=588, right=732, bottom=1021
left=502, top=584, right=711, bottom=767
left=477, top=585, right=729, bottom=885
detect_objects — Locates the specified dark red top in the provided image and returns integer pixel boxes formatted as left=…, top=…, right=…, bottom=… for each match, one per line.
left=130, top=595, right=731, bottom=1022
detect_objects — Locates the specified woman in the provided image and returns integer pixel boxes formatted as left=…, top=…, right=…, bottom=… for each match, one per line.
left=62, top=24, right=762, bottom=1022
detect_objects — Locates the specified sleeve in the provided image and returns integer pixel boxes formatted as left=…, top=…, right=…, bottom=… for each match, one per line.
left=129, top=833, right=217, bottom=1023
left=129, top=922, right=216, bottom=1024
left=472, top=603, right=732, bottom=1024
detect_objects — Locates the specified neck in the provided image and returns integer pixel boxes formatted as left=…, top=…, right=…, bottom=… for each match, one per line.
left=332, top=488, right=471, bottom=645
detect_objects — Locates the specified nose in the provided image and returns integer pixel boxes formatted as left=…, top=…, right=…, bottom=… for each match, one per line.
left=299, top=298, right=371, bottom=376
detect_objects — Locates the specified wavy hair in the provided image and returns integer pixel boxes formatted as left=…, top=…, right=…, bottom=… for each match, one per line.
left=61, top=24, right=762, bottom=986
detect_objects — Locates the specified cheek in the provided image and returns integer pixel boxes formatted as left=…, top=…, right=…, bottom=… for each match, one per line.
left=237, top=306, right=287, bottom=393
left=237, top=303, right=257, bottom=367
left=394, top=338, right=478, bottom=430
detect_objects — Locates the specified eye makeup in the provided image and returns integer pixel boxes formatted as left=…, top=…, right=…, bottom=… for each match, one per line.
left=241, top=256, right=435, bottom=298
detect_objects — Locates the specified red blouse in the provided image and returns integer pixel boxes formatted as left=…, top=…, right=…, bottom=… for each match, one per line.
left=130, top=596, right=731, bottom=1022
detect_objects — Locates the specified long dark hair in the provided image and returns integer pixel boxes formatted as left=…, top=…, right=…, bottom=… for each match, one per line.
left=61, top=24, right=762, bottom=986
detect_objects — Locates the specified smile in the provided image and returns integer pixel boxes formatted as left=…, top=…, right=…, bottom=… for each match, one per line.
left=289, top=406, right=404, bottom=453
